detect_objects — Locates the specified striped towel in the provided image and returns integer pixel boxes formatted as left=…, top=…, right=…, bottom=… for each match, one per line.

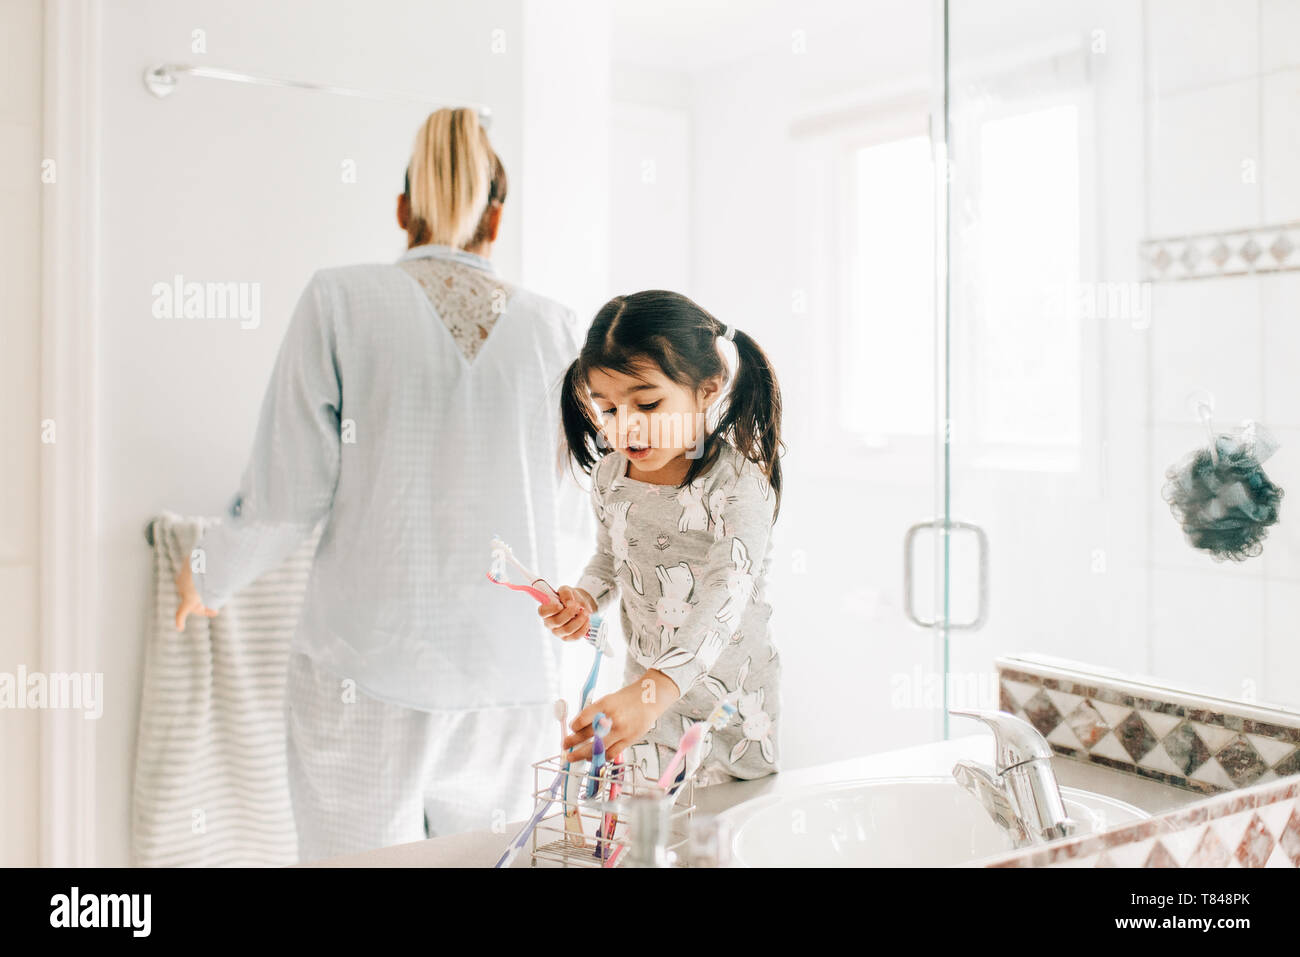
left=134, top=510, right=321, bottom=867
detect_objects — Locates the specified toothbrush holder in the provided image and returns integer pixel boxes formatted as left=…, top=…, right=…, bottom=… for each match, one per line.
left=524, top=752, right=696, bottom=868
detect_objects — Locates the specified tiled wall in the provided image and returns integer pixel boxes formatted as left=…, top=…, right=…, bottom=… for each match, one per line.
left=987, top=656, right=1300, bottom=867
left=1144, top=0, right=1299, bottom=236
left=1143, top=0, right=1300, bottom=712
left=999, top=658, right=1300, bottom=794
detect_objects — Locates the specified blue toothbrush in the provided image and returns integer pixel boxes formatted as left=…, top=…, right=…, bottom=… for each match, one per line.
left=563, top=635, right=612, bottom=845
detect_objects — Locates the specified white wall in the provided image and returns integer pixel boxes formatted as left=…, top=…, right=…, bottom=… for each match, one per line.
left=0, top=0, right=44, bottom=868
left=92, top=0, right=534, bottom=867
left=520, top=0, right=612, bottom=325
left=608, top=99, right=691, bottom=294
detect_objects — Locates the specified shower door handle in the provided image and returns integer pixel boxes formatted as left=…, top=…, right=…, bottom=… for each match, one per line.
left=903, top=519, right=989, bottom=631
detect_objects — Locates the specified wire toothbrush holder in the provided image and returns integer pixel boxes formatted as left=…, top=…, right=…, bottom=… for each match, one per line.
left=527, top=753, right=695, bottom=868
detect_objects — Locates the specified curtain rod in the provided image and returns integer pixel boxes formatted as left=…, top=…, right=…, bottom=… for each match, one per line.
left=142, top=62, right=492, bottom=128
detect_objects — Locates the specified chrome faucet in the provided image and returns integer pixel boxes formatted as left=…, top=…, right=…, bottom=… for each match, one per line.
left=950, top=708, right=1077, bottom=848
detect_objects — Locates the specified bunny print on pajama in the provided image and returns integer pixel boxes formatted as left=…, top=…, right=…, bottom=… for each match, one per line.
left=655, top=562, right=694, bottom=644
left=576, top=443, right=781, bottom=786
left=677, top=482, right=710, bottom=533
left=604, top=499, right=645, bottom=596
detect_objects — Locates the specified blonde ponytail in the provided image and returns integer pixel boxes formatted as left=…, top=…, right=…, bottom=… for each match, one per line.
left=407, top=108, right=493, bottom=248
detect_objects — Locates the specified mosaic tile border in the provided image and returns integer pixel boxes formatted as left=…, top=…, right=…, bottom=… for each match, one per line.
left=977, top=772, right=1300, bottom=868
left=996, top=656, right=1300, bottom=796
left=1140, top=220, right=1300, bottom=280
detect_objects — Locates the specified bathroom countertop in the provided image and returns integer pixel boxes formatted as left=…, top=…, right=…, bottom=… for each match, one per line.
left=299, top=732, right=1205, bottom=868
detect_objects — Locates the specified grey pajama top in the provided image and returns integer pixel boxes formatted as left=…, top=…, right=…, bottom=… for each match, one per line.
left=575, top=443, right=782, bottom=785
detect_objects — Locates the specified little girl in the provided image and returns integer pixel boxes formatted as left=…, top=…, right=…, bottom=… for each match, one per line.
left=539, top=289, right=785, bottom=787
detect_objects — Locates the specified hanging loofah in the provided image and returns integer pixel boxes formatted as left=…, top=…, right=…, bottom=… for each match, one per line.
left=1161, top=421, right=1283, bottom=562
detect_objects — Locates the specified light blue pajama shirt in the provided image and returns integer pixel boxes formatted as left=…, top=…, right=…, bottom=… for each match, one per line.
left=192, top=243, right=592, bottom=714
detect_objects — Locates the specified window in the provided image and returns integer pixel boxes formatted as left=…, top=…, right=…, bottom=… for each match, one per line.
left=833, top=95, right=1088, bottom=473
left=970, top=103, right=1082, bottom=457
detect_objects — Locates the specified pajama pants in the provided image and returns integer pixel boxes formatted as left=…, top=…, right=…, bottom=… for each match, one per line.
left=284, top=650, right=556, bottom=864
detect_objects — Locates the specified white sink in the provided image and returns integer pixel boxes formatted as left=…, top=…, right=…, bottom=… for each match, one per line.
left=713, top=775, right=1150, bottom=867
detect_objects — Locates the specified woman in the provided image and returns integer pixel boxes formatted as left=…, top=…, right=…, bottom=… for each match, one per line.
left=175, top=108, right=585, bottom=862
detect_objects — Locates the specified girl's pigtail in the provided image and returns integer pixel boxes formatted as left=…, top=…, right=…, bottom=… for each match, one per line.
left=560, top=359, right=602, bottom=481
left=719, top=329, right=785, bottom=521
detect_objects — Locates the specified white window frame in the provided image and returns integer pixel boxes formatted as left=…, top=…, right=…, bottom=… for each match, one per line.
left=792, top=91, right=941, bottom=482
left=947, top=73, right=1100, bottom=485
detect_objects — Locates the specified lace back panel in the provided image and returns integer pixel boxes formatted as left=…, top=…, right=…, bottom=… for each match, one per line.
left=398, top=256, right=512, bottom=363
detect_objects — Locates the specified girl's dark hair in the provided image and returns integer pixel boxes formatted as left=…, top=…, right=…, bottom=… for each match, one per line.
left=560, top=290, right=785, bottom=521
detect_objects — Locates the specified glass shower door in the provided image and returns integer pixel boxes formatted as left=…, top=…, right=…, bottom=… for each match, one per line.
left=938, top=0, right=1155, bottom=732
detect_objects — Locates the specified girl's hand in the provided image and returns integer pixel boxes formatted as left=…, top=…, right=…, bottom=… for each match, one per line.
left=563, top=671, right=682, bottom=762
left=174, top=563, right=218, bottom=631
left=537, top=585, right=596, bottom=641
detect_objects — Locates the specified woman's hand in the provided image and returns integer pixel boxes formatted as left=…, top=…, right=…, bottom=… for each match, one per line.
left=174, top=562, right=218, bottom=631
left=537, top=585, right=596, bottom=641
left=563, top=670, right=682, bottom=762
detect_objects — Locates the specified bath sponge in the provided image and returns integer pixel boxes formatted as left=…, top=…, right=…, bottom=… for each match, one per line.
left=1161, top=421, right=1283, bottom=562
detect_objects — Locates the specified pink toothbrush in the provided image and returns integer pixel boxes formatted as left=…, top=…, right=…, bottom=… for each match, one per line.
left=656, top=694, right=740, bottom=794
left=486, top=536, right=606, bottom=646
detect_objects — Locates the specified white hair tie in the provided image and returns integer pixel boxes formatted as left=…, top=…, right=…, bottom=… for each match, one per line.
left=721, top=324, right=736, bottom=342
